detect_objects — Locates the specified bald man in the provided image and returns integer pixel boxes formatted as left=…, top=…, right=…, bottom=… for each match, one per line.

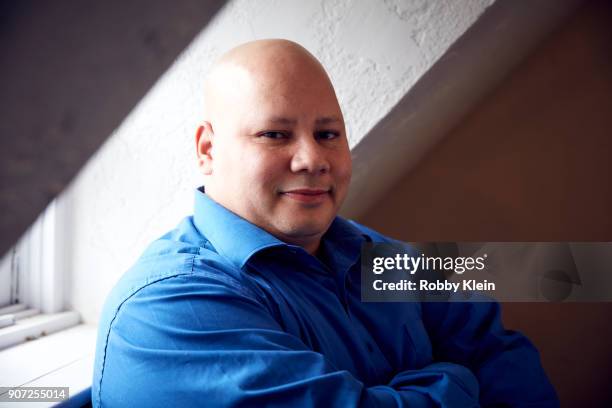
left=92, top=40, right=558, bottom=407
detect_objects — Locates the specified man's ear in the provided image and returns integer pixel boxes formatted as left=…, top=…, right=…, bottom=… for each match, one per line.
left=195, top=121, right=214, bottom=175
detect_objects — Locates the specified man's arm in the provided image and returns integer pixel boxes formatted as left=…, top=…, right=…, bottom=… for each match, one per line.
left=421, top=300, right=559, bottom=407
left=349, top=221, right=558, bottom=406
left=93, top=270, right=479, bottom=407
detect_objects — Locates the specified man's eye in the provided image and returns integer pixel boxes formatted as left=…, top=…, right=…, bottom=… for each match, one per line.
left=260, top=131, right=287, bottom=139
left=316, top=131, right=340, bottom=140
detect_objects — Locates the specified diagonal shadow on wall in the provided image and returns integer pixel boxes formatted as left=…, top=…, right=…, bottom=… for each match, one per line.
left=0, top=0, right=226, bottom=255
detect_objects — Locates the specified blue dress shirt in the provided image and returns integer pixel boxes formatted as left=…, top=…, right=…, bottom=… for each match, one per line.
left=92, top=188, right=558, bottom=407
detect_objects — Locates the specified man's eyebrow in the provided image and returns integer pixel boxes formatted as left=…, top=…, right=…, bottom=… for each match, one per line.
left=264, top=116, right=343, bottom=126
left=315, top=116, right=342, bottom=125
left=267, top=117, right=298, bottom=125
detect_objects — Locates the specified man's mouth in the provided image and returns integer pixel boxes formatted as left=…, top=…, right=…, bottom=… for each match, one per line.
left=280, top=188, right=331, bottom=204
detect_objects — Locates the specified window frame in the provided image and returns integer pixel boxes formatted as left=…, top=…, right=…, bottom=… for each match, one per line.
left=0, top=197, right=79, bottom=350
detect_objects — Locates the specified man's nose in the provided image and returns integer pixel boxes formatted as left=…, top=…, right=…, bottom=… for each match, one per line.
left=290, top=135, right=330, bottom=174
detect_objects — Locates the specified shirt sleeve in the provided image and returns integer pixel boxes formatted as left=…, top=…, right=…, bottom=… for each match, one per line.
left=93, top=270, right=479, bottom=407
left=421, top=299, right=559, bottom=407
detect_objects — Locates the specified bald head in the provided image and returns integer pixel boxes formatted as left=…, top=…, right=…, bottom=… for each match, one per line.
left=203, top=39, right=340, bottom=124
left=209, top=39, right=328, bottom=82
left=195, top=39, right=351, bottom=255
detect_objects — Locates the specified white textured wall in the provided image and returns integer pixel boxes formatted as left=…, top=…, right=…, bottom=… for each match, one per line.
left=65, top=0, right=494, bottom=323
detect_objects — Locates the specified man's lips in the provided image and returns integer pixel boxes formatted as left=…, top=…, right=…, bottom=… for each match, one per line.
left=280, top=188, right=331, bottom=204
left=283, top=188, right=330, bottom=195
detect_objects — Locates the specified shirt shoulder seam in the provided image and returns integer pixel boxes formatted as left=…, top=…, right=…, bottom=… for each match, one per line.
left=95, top=253, right=198, bottom=406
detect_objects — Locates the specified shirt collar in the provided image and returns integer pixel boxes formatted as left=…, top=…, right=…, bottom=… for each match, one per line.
left=192, top=187, right=372, bottom=271
left=193, top=187, right=286, bottom=269
left=320, top=216, right=371, bottom=277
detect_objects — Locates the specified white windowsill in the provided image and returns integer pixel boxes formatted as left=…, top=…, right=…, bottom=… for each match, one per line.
left=0, top=311, right=81, bottom=350
left=0, top=324, right=96, bottom=407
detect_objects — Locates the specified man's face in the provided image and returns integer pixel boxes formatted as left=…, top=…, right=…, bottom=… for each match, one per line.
left=201, top=59, right=352, bottom=252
